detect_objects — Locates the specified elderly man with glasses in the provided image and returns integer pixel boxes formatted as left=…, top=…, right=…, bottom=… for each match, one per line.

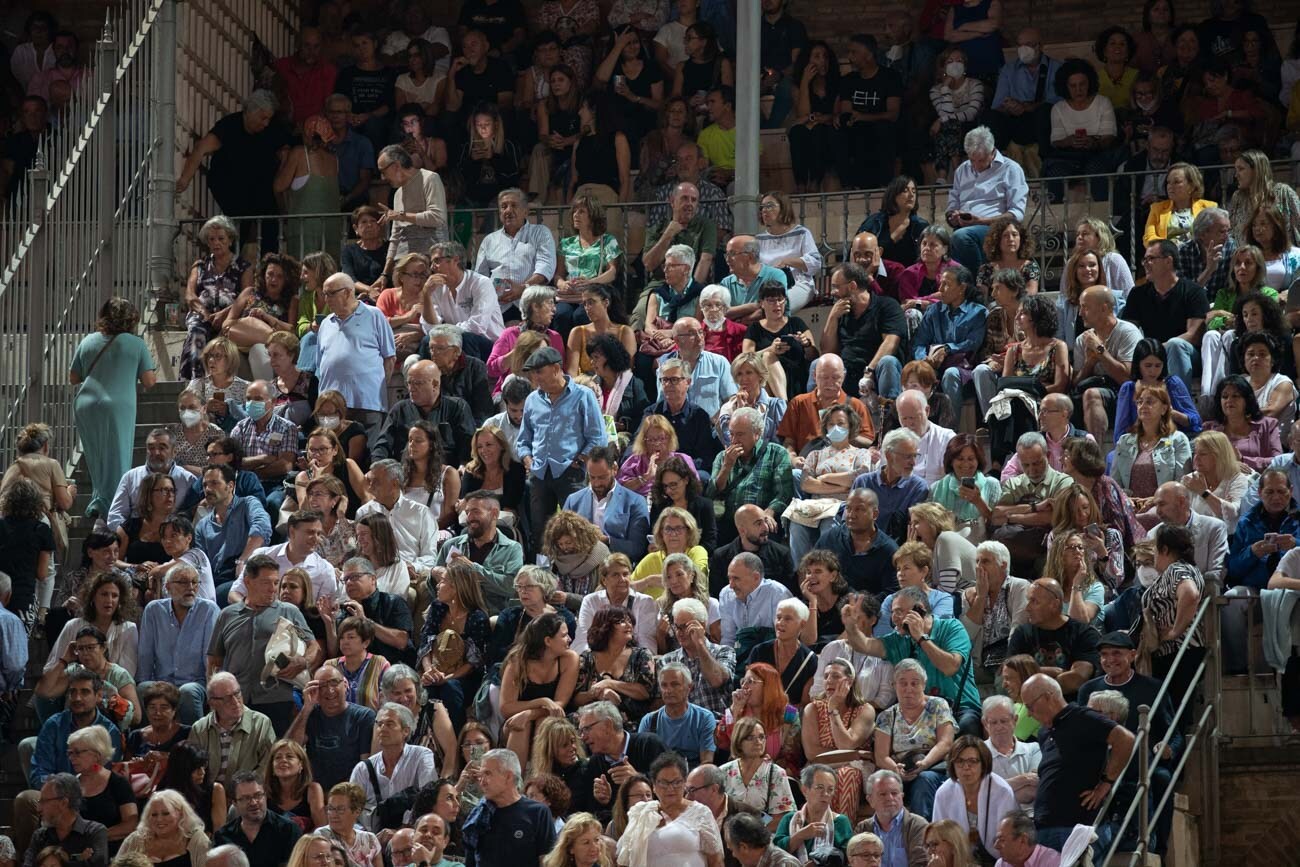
left=850, top=770, right=928, bottom=867
left=418, top=242, right=504, bottom=365
left=25, top=773, right=109, bottom=867
left=188, top=671, right=275, bottom=791
left=286, top=664, right=377, bottom=791
left=136, top=563, right=220, bottom=724
left=317, top=272, right=398, bottom=441
left=575, top=700, right=668, bottom=814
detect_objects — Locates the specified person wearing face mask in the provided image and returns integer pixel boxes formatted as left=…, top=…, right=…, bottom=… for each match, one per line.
left=989, top=28, right=1061, bottom=165
left=926, top=49, right=985, bottom=185
left=229, top=379, right=301, bottom=516
left=697, top=284, right=748, bottom=361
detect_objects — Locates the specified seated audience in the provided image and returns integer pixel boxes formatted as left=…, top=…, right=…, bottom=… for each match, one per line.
left=872, top=658, right=954, bottom=819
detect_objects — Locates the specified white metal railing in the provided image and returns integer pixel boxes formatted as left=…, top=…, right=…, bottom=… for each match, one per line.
left=175, top=0, right=301, bottom=226
left=0, top=0, right=175, bottom=468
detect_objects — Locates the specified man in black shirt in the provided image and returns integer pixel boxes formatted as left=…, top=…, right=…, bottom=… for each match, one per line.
left=1023, top=674, right=1134, bottom=856
left=373, top=359, right=476, bottom=464
left=175, top=90, right=290, bottom=252
left=214, top=771, right=302, bottom=866
left=445, top=30, right=515, bottom=133
left=640, top=358, right=722, bottom=478
left=1077, top=631, right=1183, bottom=854
left=1122, top=239, right=1209, bottom=388
left=758, top=0, right=808, bottom=128
left=333, top=556, right=415, bottom=666
left=833, top=34, right=902, bottom=189
left=821, top=261, right=906, bottom=399
left=1006, top=578, right=1101, bottom=696
left=710, top=504, right=796, bottom=596
left=25, top=773, right=108, bottom=867
left=577, top=700, right=667, bottom=817
left=334, top=30, right=396, bottom=153
left=464, top=749, right=556, bottom=867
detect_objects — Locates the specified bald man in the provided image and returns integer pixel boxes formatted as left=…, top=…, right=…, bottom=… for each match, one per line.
left=777, top=353, right=874, bottom=455
left=1006, top=578, right=1101, bottom=695
left=710, top=503, right=797, bottom=596
left=721, top=234, right=788, bottom=323
left=847, top=231, right=905, bottom=298
left=894, top=389, right=954, bottom=486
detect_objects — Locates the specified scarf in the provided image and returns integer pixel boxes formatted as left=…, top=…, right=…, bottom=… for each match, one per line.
left=603, top=369, right=633, bottom=421
left=461, top=797, right=497, bottom=854
left=787, top=803, right=837, bottom=861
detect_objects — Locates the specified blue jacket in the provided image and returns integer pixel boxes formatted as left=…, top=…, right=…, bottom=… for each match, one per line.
left=564, top=484, right=651, bottom=563
left=1109, top=431, right=1191, bottom=489
left=1226, top=501, right=1300, bottom=590
left=912, top=300, right=987, bottom=361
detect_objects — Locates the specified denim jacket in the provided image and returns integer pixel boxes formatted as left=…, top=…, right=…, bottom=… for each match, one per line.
left=1109, top=431, right=1191, bottom=490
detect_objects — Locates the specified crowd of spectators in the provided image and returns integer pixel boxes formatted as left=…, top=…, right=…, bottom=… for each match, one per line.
left=4, top=3, right=1300, bottom=867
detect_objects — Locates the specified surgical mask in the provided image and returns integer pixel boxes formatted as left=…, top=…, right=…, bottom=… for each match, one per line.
left=244, top=400, right=268, bottom=421
left=1017, top=45, right=1039, bottom=65
left=180, top=409, right=203, bottom=427
left=317, top=414, right=340, bottom=430
left=945, top=61, right=966, bottom=78
left=885, top=44, right=904, bottom=61
left=1136, top=565, right=1159, bottom=588
left=827, top=425, right=850, bottom=444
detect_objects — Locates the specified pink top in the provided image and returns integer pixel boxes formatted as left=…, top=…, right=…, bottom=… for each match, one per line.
left=1203, top=417, right=1282, bottom=472
left=486, top=325, right=565, bottom=392
left=617, top=451, right=698, bottom=495
left=704, top=318, right=748, bottom=361
left=895, top=256, right=953, bottom=302
left=376, top=288, right=418, bottom=317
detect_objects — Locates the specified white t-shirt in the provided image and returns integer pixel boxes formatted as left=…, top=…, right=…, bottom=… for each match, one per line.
left=654, top=21, right=689, bottom=68
left=1050, top=94, right=1117, bottom=141
left=382, top=26, right=452, bottom=73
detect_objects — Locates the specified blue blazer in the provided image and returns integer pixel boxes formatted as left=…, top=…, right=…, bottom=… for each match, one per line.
left=564, top=484, right=651, bottom=562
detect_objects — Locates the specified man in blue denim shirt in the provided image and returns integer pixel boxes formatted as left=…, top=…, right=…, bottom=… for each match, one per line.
left=194, top=464, right=271, bottom=597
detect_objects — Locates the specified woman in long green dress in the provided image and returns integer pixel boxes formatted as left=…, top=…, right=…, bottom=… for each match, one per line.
left=70, top=298, right=157, bottom=519
left=274, top=115, right=342, bottom=260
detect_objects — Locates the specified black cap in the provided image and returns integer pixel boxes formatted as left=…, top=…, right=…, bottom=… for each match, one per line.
left=522, top=346, right=563, bottom=371
left=1098, top=631, right=1134, bottom=650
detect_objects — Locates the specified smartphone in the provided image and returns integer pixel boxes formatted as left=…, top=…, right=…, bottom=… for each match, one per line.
left=960, top=476, right=976, bottom=489
left=213, top=390, right=225, bottom=402
left=1266, top=533, right=1279, bottom=546
left=1086, top=522, right=1102, bottom=538
left=781, top=334, right=802, bottom=351
left=469, top=744, right=486, bottom=763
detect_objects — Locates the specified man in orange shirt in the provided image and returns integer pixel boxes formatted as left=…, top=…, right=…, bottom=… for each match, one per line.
left=776, top=353, right=874, bottom=458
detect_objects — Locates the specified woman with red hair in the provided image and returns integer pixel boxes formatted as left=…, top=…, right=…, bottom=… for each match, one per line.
left=714, top=662, right=804, bottom=780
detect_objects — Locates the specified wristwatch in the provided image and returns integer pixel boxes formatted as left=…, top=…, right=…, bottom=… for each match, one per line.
left=918, top=633, right=932, bottom=644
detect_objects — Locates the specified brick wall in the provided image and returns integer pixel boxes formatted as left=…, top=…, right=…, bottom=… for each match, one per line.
left=794, top=0, right=1300, bottom=60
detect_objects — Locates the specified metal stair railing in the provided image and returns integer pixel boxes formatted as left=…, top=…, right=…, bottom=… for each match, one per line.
left=0, top=0, right=179, bottom=468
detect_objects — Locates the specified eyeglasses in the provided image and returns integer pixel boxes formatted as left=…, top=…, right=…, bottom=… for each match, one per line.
left=807, top=784, right=837, bottom=794
left=343, top=573, right=368, bottom=582
left=323, top=285, right=352, bottom=297
left=325, top=804, right=350, bottom=814
left=402, top=270, right=430, bottom=280
left=660, top=376, right=686, bottom=385
left=1141, top=253, right=1170, bottom=263
left=684, top=782, right=714, bottom=798
left=317, top=680, right=345, bottom=691
left=654, top=778, right=687, bottom=789
left=236, top=793, right=266, bottom=805
left=661, top=524, right=687, bottom=534
left=953, top=757, right=982, bottom=767
left=513, top=583, right=539, bottom=592
left=578, top=721, right=603, bottom=737
left=169, top=578, right=199, bottom=588
left=72, top=643, right=104, bottom=653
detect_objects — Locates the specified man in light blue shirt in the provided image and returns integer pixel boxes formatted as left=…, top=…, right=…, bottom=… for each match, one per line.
left=0, top=571, right=28, bottom=696
left=720, top=234, right=789, bottom=321
left=136, top=562, right=219, bottom=723
left=944, top=126, right=1029, bottom=273
left=718, top=552, right=792, bottom=657
left=990, top=28, right=1062, bottom=154
left=661, top=318, right=737, bottom=419
left=638, top=663, right=716, bottom=766
left=865, top=769, right=928, bottom=867
left=516, top=346, right=608, bottom=556
left=317, top=272, right=397, bottom=439
left=194, top=464, right=272, bottom=594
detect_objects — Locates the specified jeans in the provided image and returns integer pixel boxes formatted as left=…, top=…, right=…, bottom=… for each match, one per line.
left=138, top=680, right=208, bottom=725
left=762, top=78, right=795, bottom=129
left=940, top=367, right=966, bottom=419
left=949, top=225, right=989, bottom=272
left=973, top=362, right=1001, bottom=416
left=875, top=356, right=903, bottom=400
left=1163, top=337, right=1198, bottom=387
left=904, top=768, right=945, bottom=819
left=789, top=517, right=835, bottom=568
left=527, top=465, right=587, bottom=557
left=428, top=676, right=475, bottom=732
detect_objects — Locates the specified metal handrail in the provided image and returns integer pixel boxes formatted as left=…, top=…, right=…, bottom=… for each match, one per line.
left=1089, top=585, right=1222, bottom=866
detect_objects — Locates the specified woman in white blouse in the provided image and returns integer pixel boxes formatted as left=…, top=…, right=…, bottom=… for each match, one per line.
left=1044, top=58, right=1121, bottom=202
left=756, top=190, right=822, bottom=313
left=617, top=752, right=724, bottom=867
left=1183, top=430, right=1255, bottom=535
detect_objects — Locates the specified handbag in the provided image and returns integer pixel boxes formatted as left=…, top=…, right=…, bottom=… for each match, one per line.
left=637, top=317, right=677, bottom=358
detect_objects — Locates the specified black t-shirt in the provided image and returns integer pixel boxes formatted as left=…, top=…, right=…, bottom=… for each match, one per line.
left=1034, top=703, right=1118, bottom=826
left=80, top=772, right=136, bottom=846
left=2, top=130, right=43, bottom=198
left=838, top=66, right=903, bottom=118
left=459, top=0, right=527, bottom=48
left=1120, top=277, right=1210, bottom=344
left=353, top=590, right=415, bottom=665
left=0, top=516, right=55, bottom=613
left=759, top=13, right=809, bottom=73
left=837, top=294, right=907, bottom=397
left=214, top=807, right=303, bottom=865
left=207, top=111, right=291, bottom=215
left=466, top=797, right=557, bottom=867
left=335, top=64, right=396, bottom=115
left=454, top=58, right=515, bottom=114
left=1007, top=619, right=1102, bottom=684
left=341, top=242, right=389, bottom=286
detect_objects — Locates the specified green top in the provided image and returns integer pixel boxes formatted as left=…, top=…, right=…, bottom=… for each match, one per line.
left=1207, top=285, right=1278, bottom=331
left=880, top=617, right=981, bottom=713
left=773, top=811, right=854, bottom=859
left=559, top=233, right=622, bottom=280
left=1014, top=701, right=1041, bottom=740
left=297, top=288, right=319, bottom=337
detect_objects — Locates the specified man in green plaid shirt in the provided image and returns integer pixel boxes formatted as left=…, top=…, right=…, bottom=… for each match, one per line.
left=712, top=406, right=794, bottom=546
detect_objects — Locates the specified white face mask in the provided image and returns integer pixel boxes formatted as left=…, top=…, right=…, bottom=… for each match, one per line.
left=946, top=61, right=966, bottom=78
left=885, top=44, right=904, bottom=61
left=1136, top=565, right=1159, bottom=588
left=1017, top=45, right=1039, bottom=65
left=180, top=409, right=203, bottom=428
left=317, top=415, right=341, bottom=430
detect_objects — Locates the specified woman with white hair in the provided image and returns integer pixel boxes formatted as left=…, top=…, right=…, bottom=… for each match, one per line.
left=745, top=598, right=817, bottom=706
left=180, top=215, right=254, bottom=379
left=486, top=285, right=566, bottom=391
left=699, top=284, right=747, bottom=361
left=960, top=541, right=1030, bottom=680
left=872, top=658, right=954, bottom=819
left=117, top=788, right=210, bottom=865
left=67, top=723, right=139, bottom=846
